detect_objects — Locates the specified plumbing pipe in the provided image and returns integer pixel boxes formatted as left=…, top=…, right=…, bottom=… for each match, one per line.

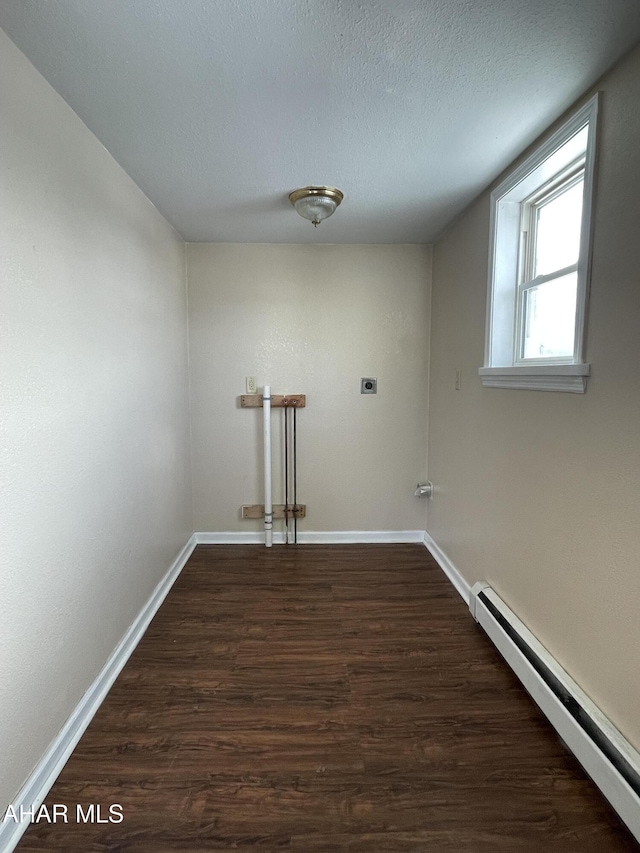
left=293, top=405, right=298, bottom=544
left=284, top=403, right=289, bottom=545
left=263, top=385, right=273, bottom=547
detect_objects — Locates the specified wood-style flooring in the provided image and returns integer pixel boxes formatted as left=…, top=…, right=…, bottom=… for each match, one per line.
left=17, top=544, right=638, bottom=851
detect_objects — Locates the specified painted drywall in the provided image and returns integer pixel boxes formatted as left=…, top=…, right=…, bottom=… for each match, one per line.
left=187, top=243, right=431, bottom=534
left=427, top=43, right=640, bottom=749
left=0, top=30, right=192, bottom=810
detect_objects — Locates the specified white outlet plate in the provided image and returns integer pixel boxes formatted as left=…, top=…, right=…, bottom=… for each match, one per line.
left=246, top=376, right=257, bottom=394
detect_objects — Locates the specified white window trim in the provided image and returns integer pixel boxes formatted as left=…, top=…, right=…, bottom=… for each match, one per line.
left=480, top=93, right=599, bottom=393
left=478, top=363, right=590, bottom=393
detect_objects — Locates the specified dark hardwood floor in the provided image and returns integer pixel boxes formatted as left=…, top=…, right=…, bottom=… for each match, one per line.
left=17, top=544, right=638, bottom=851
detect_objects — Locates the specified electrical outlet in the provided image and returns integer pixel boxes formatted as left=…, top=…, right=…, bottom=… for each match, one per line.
left=246, top=376, right=257, bottom=394
left=455, top=369, right=462, bottom=391
left=361, top=377, right=377, bottom=394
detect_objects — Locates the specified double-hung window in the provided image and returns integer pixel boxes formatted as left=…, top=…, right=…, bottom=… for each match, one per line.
left=479, top=94, right=599, bottom=392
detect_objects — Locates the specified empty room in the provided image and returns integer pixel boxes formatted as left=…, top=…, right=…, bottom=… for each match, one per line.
left=2, top=1, right=640, bottom=850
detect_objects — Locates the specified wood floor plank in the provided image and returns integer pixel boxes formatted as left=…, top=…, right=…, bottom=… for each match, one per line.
left=15, top=544, right=638, bottom=851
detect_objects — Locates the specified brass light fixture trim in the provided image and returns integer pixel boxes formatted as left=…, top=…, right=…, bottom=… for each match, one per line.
left=288, top=186, right=344, bottom=227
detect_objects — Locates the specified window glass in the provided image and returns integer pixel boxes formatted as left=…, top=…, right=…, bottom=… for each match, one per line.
left=534, top=178, right=584, bottom=277
left=522, top=271, right=578, bottom=359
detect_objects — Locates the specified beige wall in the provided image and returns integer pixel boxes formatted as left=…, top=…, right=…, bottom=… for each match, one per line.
left=428, top=44, right=640, bottom=749
left=0, top=31, right=192, bottom=809
left=187, top=243, right=431, bottom=534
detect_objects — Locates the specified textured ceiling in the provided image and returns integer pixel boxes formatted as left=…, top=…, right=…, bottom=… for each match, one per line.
left=1, top=1, right=640, bottom=243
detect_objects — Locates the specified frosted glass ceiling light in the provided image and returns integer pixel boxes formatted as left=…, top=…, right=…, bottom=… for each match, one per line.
left=288, top=186, right=344, bottom=227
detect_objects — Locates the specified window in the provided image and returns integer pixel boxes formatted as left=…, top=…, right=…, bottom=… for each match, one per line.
left=479, top=95, right=599, bottom=392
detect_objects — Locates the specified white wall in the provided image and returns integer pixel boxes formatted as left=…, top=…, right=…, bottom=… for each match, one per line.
left=0, top=30, right=192, bottom=809
left=427, top=43, right=640, bottom=750
left=187, top=243, right=431, bottom=535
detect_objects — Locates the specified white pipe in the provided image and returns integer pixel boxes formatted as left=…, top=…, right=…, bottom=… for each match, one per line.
left=263, top=385, right=273, bottom=547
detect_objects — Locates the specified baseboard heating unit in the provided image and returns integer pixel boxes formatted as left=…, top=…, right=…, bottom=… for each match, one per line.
left=470, top=582, right=640, bottom=843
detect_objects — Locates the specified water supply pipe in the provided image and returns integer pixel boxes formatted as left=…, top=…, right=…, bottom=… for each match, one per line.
left=263, top=385, right=273, bottom=547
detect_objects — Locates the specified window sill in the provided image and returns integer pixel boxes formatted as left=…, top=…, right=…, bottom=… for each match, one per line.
left=478, top=364, right=590, bottom=393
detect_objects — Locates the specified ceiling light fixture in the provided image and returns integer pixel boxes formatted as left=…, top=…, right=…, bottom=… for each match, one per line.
left=288, top=186, right=344, bottom=227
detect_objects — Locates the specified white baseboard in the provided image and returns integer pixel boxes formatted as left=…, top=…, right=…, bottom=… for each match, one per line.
left=195, top=530, right=425, bottom=545
left=0, top=534, right=197, bottom=853
left=423, top=531, right=471, bottom=603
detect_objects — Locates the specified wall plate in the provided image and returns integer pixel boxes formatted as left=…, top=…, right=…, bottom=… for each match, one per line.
left=361, top=377, right=377, bottom=394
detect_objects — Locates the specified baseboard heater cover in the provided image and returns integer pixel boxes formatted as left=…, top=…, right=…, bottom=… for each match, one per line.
left=470, top=582, right=640, bottom=843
